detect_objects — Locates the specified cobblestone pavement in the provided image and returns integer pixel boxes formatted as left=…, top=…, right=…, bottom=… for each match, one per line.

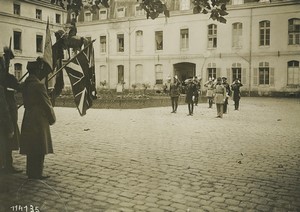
left=1, top=97, right=300, bottom=212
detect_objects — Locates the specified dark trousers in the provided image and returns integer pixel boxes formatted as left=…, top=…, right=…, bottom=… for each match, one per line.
left=188, top=103, right=194, bottom=115
left=171, top=97, right=179, bottom=112
left=208, top=97, right=213, bottom=108
left=1, top=138, right=13, bottom=169
left=223, top=98, right=228, bottom=113
left=234, top=99, right=240, bottom=110
left=27, top=154, right=45, bottom=178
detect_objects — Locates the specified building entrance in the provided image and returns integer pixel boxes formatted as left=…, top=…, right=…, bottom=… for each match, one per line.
left=173, top=62, right=196, bottom=84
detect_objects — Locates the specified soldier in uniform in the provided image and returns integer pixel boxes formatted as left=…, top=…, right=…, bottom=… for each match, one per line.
left=169, top=75, right=181, bottom=113
left=222, top=77, right=231, bottom=114
left=204, top=77, right=214, bottom=108
left=214, top=77, right=226, bottom=118
left=231, top=78, right=243, bottom=110
left=193, top=76, right=201, bottom=106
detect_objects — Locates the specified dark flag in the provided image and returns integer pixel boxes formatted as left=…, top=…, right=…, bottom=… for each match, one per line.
left=64, top=44, right=96, bottom=116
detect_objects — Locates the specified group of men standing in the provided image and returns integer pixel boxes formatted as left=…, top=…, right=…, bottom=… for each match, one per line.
left=168, top=75, right=243, bottom=118
left=0, top=47, right=56, bottom=180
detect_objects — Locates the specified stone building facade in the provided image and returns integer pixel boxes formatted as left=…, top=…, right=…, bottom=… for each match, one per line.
left=0, top=0, right=66, bottom=80
left=75, top=0, right=300, bottom=96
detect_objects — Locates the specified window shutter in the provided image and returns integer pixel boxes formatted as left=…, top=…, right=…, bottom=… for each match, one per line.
left=216, top=68, right=221, bottom=78
left=242, top=68, right=246, bottom=84
left=226, top=68, right=231, bottom=83
left=253, top=68, right=258, bottom=85
left=270, top=68, right=275, bottom=85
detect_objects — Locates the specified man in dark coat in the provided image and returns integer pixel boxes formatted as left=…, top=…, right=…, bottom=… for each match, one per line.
left=0, top=47, right=22, bottom=174
left=169, top=75, right=181, bottom=113
left=231, top=78, right=243, bottom=110
left=20, top=58, right=56, bottom=180
left=185, top=79, right=197, bottom=116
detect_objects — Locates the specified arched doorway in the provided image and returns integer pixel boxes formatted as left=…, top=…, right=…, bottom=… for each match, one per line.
left=173, top=62, right=196, bottom=82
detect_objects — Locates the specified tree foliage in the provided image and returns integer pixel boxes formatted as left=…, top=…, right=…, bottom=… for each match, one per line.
left=51, top=0, right=230, bottom=23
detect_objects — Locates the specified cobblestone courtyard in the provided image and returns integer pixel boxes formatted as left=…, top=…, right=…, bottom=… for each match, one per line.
left=1, top=97, right=300, bottom=212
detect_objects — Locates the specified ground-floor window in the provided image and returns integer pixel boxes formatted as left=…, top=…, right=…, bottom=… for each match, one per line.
left=117, top=65, right=124, bottom=83
left=287, top=60, right=299, bottom=85
left=259, top=62, right=269, bottom=85
left=207, top=68, right=216, bottom=80
left=155, top=64, right=163, bottom=84
left=232, top=68, right=241, bottom=81
left=14, top=63, right=22, bottom=80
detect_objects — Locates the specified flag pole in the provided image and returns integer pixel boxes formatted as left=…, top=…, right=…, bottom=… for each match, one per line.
left=47, top=39, right=95, bottom=81
left=17, top=39, right=96, bottom=109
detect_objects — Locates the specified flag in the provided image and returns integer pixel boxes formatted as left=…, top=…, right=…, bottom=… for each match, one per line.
left=64, top=43, right=96, bottom=116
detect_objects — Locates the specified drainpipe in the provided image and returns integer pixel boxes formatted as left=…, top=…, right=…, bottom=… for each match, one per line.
left=128, top=18, right=131, bottom=89
left=248, top=8, right=253, bottom=97
left=107, top=30, right=110, bottom=89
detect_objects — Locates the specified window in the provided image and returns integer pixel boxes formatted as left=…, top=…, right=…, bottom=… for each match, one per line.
left=55, top=14, right=61, bottom=24
left=117, top=7, right=125, bottom=18
left=100, top=36, right=107, bottom=53
left=208, top=24, right=217, bottom=48
left=259, top=62, right=269, bottom=84
left=135, top=64, right=143, bottom=83
left=117, top=65, right=124, bottom=83
left=36, top=9, right=42, bottom=20
left=155, top=64, right=163, bottom=84
left=135, top=30, right=143, bottom=52
left=13, top=31, right=21, bottom=50
left=71, top=12, right=76, bottom=20
left=180, top=0, right=190, bottom=10
left=14, top=63, right=22, bottom=80
left=99, top=9, right=107, bottom=20
left=259, top=20, right=270, bottom=46
left=36, top=35, right=43, bottom=53
left=287, top=61, right=299, bottom=85
left=13, top=3, right=20, bottom=15
left=85, top=12, right=92, bottom=22
left=232, top=22, right=243, bottom=48
left=155, top=31, right=163, bottom=50
left=135, top=5, right=144, bottom=16
left=180, top=29, right=189, bottom=49
left=207, top=63, right=217, bottom=80
left=288, top=19, right=300, bottom=45
left=232, top=63, right=242, bottom=81
left=100, top=65, right=107, bottom=85
left=117, top=34, right=124, bottom=52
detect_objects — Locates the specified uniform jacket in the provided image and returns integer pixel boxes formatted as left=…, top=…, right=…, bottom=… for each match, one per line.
left=231, top=82, right=243, bottom=101
left=204, top=81, right=214, bottom=97
left=185, top=83, right=197, bottom=104
left=214, top=83, right=226, bottom=104
left=20, top=75, right=56, bottom=155
left=169, top=81, right=180, bottom=97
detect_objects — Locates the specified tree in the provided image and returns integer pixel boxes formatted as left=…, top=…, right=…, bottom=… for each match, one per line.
left=51, top=0, right=230, bottom=23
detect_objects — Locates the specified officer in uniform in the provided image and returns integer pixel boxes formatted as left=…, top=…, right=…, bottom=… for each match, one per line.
left=222, top=77, right=231, bottom=114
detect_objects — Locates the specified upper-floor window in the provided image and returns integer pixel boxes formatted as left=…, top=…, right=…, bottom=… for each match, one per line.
left=55, top=14, right=61, bottom=24
left=117, top=34, right=124, bottom=52
left=13, top=31, right=22, bottom=50
left=14, top=63, right=22, bottom=80
left=155, top=64, right=163, bottom=84
left=36, top=35, right=43, bottom=53
left=180, top=28, right=189, bottom=50
left=36, top=9, right=42, bottom=20
left=13, top=3, right=20, bottom=15
left=288, top=18, right=300, bottom=45
left=135, top=5, right=144, bottom=16
left=100, top=36, right=107, bottom=53
left=208, top=24, right=217, bottom=48
left=259, top=20, right=270, bottom=46
left=180, top=0, right=190, bottom=10
left=85, top=12, right=92, bottom=22
left=155, top=31, right=163, bottom=51
left=287, top=60, right=299, bottom=85
left=232, top=22, right=243, bottom=48
left=99, top=9, right=107, bottom=20
left=259, top=62, right=269, bottom=84
left=136, top=30, right=143, bottom=52
left=117, top=7, right=125, bottom=18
